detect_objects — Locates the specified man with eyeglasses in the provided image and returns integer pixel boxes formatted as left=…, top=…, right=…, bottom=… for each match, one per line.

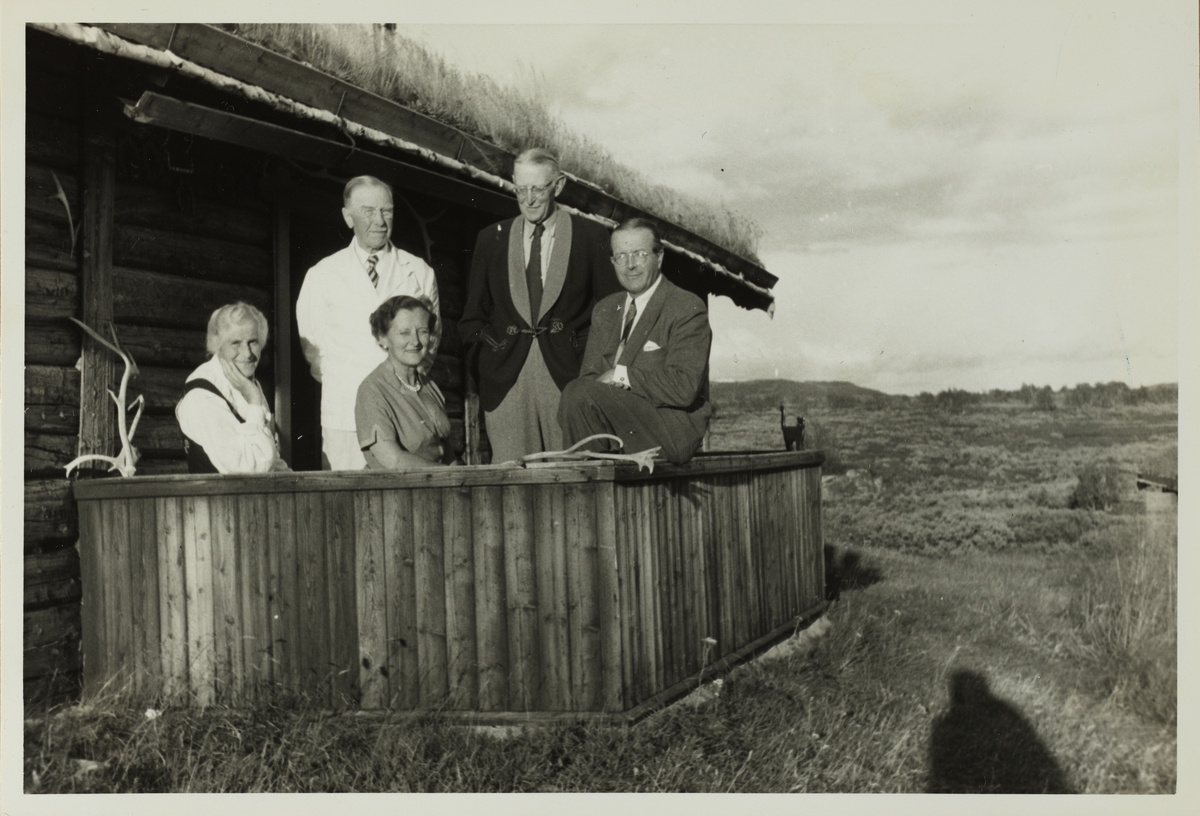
left=460, top=148, right=620, bottom=463
left=558, top=218, right=713, bottom=465
left=297, top=175, right=441, bottom=470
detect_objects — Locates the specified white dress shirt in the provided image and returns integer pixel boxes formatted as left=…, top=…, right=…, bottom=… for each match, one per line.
left=296, top=239, right=440, bottom=431
left=613, top=274, right=664, bottom=389
left=521, top=207, right=559, bottom=282
left=175, top=356, right=290, bottom=473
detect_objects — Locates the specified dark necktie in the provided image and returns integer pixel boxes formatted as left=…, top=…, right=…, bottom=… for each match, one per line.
left=366, top=253, right=379, bottom=288
left=615, top=298, right=637, bottom=362
left=526, top=222, right=544, bottom=321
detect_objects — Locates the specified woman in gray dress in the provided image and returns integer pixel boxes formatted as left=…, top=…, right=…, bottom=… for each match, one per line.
left=355, top=296, right=459, bottom=469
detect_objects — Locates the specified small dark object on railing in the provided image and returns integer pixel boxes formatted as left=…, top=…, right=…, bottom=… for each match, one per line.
left=780, top=405, right=805, bottom=451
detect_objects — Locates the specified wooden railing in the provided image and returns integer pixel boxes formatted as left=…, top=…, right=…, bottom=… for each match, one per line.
left=73, top=452, right=825, bottom=720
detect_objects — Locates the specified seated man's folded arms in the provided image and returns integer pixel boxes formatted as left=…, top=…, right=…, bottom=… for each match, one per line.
left=558, top=218, right=713, bottom=465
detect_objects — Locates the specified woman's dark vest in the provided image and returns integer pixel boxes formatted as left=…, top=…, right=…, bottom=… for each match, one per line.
left=180, top=379, right=245, bottom=474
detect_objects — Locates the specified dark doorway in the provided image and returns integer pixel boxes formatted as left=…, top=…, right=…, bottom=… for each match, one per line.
left=286, top=178, right=349, bottom=471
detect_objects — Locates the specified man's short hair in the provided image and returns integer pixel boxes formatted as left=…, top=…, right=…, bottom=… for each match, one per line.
left=613, top=217, right=664, bottom=253
left=343, top=175, right=393, bottom=206
left=369, top=295, right=437, bottom=341
left=513, top=148, right=561, bottom=177
left=206, top=302, right=269, bottom=356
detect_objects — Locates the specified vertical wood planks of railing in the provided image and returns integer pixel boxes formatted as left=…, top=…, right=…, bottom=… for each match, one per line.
left=294, top=492, right=328, bottom=704
left=414, top=488, right=449, bottom=706
left=181, top=495, right=215, bottom=705
left=237, top=494, right=270, bottom=702
left=444, top=485, right=478, bottom=709
left=471, top=485, right=508, bottom=710
left=382, top=489, right=419, bottom=710
left=267, top=492, right=300, bottom=699
left=502, top=484, right=540, bottom=710
left=325, top=491, right=359, bottom=707
left=594, top=481, right=623, bottom=713
left=534, top=484, right=568, bottom=709
left=156, top=497, right=187, bottom=698
left=72, top=451, right=825, bottom=717
left=209, top=494, right=241, bottom=705
left=354, top=490, right=387, bottom=709
left=129, top=498, right=161, bottom=698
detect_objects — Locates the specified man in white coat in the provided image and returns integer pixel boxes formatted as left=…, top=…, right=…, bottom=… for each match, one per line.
left=296, top=176, right=441, bottom=470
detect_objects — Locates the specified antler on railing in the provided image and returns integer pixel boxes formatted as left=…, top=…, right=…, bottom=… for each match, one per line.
left=522, top=434, right=661, bottom=474
left=63, top=318, right=144, bottom=478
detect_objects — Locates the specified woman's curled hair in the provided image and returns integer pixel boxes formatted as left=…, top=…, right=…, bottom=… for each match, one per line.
left=369, top=295, right=436, bottom=340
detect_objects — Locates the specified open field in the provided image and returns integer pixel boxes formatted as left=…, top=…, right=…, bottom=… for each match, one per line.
left=23, top=397, right=1177, bottom=793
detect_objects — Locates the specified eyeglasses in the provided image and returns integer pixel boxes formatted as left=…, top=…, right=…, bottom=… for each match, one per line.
left=611, top=250, right=660, bottom=266
left=514, top=180, right=558, bottom=198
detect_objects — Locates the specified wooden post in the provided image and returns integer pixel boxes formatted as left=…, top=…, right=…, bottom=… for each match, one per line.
left=463, top=384, right=481, bottom=465
left=77, top=55, right=117, bottom=468
left=272, top=180, right=293, bottom=464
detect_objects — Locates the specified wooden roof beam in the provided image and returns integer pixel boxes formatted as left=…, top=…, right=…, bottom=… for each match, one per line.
left=121, top=91, right=518, bottom=216
left=89, top=23, right=778, bottom=297
left=97, top=23, right=514, bottom=177
left=33, top=22, right=775, bottom=311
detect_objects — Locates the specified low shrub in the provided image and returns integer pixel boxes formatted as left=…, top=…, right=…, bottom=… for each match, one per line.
left=1068, top=462, right=1124, bottom=511
left=1008, top=508, right=1095, bottom=548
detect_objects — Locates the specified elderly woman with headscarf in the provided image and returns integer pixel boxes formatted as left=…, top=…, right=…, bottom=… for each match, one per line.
left=175, top=301, right=290, bottom=474
left=356, top=295, right=459, bottom=469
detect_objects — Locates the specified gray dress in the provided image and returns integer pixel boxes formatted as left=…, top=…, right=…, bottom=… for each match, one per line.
left=355, top=361, right=454, bottom=469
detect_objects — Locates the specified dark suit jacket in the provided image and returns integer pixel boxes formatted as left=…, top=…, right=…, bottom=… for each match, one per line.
left=579, top=276, right=713, bottom=450
left=460, top=212, right=619, bottom=412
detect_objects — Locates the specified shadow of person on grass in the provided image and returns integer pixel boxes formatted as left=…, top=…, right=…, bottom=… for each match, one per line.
left=824, top=546, right=883, bottom=601
left=928, top=670, right=1073, bottom=793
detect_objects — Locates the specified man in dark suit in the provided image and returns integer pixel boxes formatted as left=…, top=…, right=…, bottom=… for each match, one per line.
left=460, top=148, right=620, bottom=462
left=558, top=218, right=713, bottom=465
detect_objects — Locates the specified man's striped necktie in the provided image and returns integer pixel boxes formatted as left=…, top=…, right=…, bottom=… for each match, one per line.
left=366, top=253, right=379, bottom=287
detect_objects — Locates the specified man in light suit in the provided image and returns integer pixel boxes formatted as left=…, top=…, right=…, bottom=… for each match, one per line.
left=558, top=217, right=713, bottom=465
left=460, top=148, right=620, bottom=462
left=296, top=175, right=440, bottom=470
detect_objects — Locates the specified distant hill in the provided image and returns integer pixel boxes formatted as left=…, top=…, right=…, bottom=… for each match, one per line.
left=710, top=379, right=1178, bottom=416
left=710, top=379, right=892, bottom=414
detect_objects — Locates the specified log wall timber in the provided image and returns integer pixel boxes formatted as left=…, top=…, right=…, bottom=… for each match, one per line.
left=28, top=111, right=83, bottom=171
left=25, top=34, right=88, bottom=698
left=73, top=453, right=825, bottom=719
left=24, top=29, right=281, bottom=697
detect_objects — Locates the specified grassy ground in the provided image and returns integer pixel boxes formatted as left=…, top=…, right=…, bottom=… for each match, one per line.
left=23, top=401, right=1177, bottom=793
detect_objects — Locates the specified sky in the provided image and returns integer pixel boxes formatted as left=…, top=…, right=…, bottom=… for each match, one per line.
left=402, top=4, right=1191, bottom=394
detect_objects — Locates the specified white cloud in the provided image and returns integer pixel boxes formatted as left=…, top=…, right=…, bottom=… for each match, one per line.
left=407, top=13, right=1185, bottom=393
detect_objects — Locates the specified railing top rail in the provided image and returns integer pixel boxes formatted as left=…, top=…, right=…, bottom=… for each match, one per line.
left=72, top=451, right=825, bottom=500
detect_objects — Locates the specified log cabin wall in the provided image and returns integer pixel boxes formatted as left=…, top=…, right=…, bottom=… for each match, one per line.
left=25, top=30, right=274, bottom=699
left=23, top=27, right=494, bottom=700
left=25, top=29, right=89, bottom=701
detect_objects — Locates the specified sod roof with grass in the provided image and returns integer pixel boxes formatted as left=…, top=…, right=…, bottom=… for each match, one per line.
left=40, top=22, right=776, bottom=311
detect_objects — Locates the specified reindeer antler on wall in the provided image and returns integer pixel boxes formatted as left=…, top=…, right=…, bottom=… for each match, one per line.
left=64, top=318, right=145, bottom=478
